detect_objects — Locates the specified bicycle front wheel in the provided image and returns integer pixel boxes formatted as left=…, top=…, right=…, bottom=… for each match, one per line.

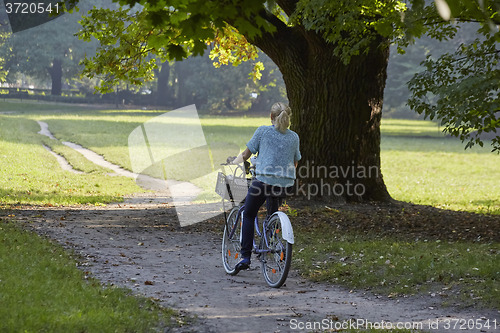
left=221, top=206, right=242, bottom=275
left=261, top=214, right=292, bottom=288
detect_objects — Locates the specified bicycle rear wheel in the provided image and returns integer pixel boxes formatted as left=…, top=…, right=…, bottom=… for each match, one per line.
left=221, top=206, right=242, bottom=275
left=261, top=214, right=292, bottom=288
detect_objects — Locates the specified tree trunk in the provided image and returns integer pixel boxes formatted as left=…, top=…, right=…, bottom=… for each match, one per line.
left=293, top=44, right=391, bottom=202
left=156, top=60, right=170, bottom=106
left=174, top=61, right=191, bottom=107
left=250, top=24, right=391, bottom=202
left=47, top=58, right=62, bottom=96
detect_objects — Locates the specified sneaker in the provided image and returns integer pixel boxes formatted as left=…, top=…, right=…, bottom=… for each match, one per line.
left=233, top=257, right=250, bottom=275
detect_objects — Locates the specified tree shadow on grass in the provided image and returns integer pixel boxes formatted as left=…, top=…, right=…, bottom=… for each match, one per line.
left=289, top=197, right=500, bottom=243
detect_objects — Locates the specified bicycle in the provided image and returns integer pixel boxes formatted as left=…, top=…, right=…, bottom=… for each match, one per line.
left=215, top=159, right=294, bottom=288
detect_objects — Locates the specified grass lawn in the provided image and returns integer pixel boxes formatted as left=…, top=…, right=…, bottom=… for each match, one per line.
left=0, top=108, right=143, bottom=206
left=381, top=119, right=499, bottom=215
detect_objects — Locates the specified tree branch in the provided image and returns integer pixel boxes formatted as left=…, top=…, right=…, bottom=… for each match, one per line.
left=276, top=0, right=298, bottom=17
left=222, top=5, right=297, bottom=58
left=245, top=9, right=304, bottom=61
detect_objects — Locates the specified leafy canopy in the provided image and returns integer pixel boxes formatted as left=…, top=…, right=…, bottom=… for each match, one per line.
left=77, top=0, right=411, bottom=91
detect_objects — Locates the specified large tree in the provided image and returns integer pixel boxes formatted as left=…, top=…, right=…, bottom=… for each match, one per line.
left=77, top=0, right=499, bottom=201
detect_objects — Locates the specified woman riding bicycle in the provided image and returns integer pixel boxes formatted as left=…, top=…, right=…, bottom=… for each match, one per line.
left=230, top=102, right=301, bottom=274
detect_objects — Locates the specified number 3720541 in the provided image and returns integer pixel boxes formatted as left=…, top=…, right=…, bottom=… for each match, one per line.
left=5, top=2, right=61, bottom=14
left=443, top=319, right=498, bottom=330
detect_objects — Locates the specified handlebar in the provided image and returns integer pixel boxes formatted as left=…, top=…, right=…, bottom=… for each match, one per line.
left=222, top=158, right=255, bottom=177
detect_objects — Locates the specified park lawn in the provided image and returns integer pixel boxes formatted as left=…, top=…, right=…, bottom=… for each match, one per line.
left=382, top=136, right=499, bottom=215
left=4, top=105, right=265, bottom=204
left=381, top=119, right=499, bottom=215
left=34, top=110, right=263, bottom=171
left=0, top=113, right=142, bottom=206
left=380, top=118, right=443, bottom=137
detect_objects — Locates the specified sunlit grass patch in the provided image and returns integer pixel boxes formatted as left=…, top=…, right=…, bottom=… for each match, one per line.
left=381, top=118, right=443, bottom=137
left=0, top=115, right=142, bottom=206
left=382, top=138, right=500, bottom=215
left=1, top=104, right=270, bottom=206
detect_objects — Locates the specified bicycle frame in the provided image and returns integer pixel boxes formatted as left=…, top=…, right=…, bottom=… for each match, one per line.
left=226, top=204, right=286, bottom=256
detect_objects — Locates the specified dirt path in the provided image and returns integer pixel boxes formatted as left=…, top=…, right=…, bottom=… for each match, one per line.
left=12, top=198, right=499, bottom=333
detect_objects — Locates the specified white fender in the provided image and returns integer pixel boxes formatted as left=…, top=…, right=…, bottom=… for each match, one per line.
left=271, top=211, right=294, bottom=244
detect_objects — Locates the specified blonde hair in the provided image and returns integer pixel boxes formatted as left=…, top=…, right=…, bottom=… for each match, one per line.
left=270, top=102, right=291, bottom=133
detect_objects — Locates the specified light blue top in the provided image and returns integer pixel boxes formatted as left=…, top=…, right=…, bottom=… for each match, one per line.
left=246, top=125, right=301, bottom=187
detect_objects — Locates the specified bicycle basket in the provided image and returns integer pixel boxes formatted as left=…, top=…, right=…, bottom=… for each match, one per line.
left=215, top=172, right=250, bottom=203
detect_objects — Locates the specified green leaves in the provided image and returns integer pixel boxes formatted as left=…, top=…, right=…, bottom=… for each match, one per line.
left=395, top=0, right=500, bottom=153
left=77, top=3, right=216, bottom=92
left=166, top=44, right=187, bottom=61
left=78, top=7, right=154, bottom=92
left=209, top=24, right=259, bottom=69
left=76, top=0, right=276, bottom=93
left=293, top=0, right=407, bottom=63
left=408, top=35, right=500, bottom=152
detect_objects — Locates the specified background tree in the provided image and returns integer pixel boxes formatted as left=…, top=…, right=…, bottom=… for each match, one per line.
left=247, top=53, right=287, bottom=114
left=407, top=0, right=499, bottom=152
left=154, top=59, right=171, bottom=106
left=149, top=52, right=285, bottom=111
left=0, top=2, right=98, bottom=95
left=171, top=52, right=284, bottom=112
left=77, top=0, right=499, bottom=200
left=383, top=21, right=490, bottom=119
left=0, top=6, right=10, bottom=81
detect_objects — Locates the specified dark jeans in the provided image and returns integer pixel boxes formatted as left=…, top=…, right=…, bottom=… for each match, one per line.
left=240, top=180, right=286, bottom=259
